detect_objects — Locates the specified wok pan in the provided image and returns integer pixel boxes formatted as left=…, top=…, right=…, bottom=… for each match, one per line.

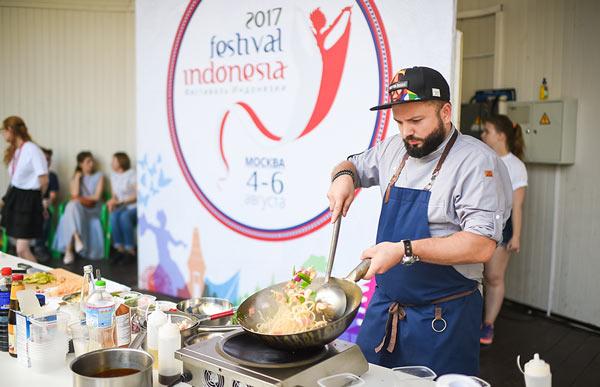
left=237, top=259, right=371, bottom=350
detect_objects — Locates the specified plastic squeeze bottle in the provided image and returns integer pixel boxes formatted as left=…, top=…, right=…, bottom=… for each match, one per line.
left=158, top=315, right=182, bottom=385
left=522, top=353, right=552, bottom=387
left=147, top=304, right=168, bottom=369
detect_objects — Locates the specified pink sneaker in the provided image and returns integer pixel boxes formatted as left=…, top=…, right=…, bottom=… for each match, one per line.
left=480, top=323, right=494, bottom=345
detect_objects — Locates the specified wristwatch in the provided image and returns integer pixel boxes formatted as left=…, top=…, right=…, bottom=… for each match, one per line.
left=400, top=239, right=420, bottom=265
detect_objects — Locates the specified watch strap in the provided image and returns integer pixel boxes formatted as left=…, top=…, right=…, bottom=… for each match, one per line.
left=402, top=239, right=413, bottom=257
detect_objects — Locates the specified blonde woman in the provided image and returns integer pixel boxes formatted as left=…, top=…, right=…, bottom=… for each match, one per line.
left=0, top=116, right=48, bottom=262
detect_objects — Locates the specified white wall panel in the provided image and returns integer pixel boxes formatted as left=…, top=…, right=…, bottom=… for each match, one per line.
left=552, top=0, right=600, bottom=325
left=458, top=0, right=600, bottom=325
left=0, top=0, right=134, bottom=199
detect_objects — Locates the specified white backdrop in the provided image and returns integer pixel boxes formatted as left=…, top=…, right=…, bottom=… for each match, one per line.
left=136, top=0, right=455, bottom=340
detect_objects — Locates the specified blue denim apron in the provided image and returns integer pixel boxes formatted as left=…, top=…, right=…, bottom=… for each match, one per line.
left=356, top=131, right=482, bottom=376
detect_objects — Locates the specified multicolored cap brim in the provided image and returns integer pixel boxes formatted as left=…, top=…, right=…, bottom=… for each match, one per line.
left=370, top=66, right=450, bottom=111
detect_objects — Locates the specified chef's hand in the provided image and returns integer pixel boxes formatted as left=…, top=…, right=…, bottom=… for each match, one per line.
left=327, top=175, right=355, bottom=223
left=360, top=242, right=405, bottom=280
left=507, top=237, right=520, bottom=253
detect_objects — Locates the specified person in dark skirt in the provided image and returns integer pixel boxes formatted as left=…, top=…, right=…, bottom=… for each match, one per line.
left=0, top=116, right=48, bottom=262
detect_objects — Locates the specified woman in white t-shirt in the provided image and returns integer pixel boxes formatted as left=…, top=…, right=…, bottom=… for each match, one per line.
left=0, top=116, right=48, bottom=262
left=480, top=114, right=528, bottom=345
left=107, top=152, right=137, bottom=264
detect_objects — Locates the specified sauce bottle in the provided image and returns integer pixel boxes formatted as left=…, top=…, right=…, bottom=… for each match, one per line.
left=8, top=273, right=25, bottom=357
left=0, top=267, right=12, bottom=352
left=539, top=78, right=549, bottom=100
left=80, top=265, right=94, bottom=319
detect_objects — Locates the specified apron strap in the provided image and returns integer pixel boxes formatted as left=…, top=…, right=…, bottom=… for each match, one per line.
left=384, top=129, right=459, bottom=202
left=429, top=288, right=475, bottom=304
left=374, top=287, right=477, bottom=354
left=424, top=130, right=458, bottom=191
left=384, top=154, right=409, bottom=204
left=375, top=302, right=408, bottom=353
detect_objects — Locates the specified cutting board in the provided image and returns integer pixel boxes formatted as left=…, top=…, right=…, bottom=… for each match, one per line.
left=24, top=268, right=83, bottom=297
left=23, top=270, right=61, bottom=292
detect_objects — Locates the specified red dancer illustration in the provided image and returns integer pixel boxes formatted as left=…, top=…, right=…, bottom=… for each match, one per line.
left=301, top=6, right=352, bottom=137
left=218, top=6, right=353, bottom=172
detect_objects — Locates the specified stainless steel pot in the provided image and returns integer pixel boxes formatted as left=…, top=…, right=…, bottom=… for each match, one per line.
left=70, top=348, right=153, bottom=387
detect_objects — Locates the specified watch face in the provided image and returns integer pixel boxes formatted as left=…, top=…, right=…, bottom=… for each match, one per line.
left=402, top=254, right=418, bottom=266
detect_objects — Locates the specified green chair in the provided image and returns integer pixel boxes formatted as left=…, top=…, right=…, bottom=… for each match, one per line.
left=100, top=203, right=112, bottom=260
left=50, top=201, right=67, bottom=260
left=46, top=203, right=57, bottom=250
left=0, top=227, right=8, bottom=253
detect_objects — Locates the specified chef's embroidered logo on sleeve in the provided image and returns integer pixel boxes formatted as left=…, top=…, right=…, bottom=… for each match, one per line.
left=484, top=170, right=493, bottom=177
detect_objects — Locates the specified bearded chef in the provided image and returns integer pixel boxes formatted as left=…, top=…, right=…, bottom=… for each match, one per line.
left=327, top=66, right=512, bottom=376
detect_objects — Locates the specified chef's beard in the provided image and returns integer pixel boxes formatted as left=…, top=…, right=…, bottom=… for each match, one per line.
left=403, top=116, right=447, bottom=158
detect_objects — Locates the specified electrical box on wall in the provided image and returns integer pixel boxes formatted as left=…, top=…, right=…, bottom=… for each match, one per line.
left=506, top=100, right=577, bottom=164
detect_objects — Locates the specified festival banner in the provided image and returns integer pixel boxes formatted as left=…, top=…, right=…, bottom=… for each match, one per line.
left=137, top=0, right=455, bottom=341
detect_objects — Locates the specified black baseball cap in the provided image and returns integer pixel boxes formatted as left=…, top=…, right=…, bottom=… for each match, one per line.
left=370, top=66, right=450, bottom=111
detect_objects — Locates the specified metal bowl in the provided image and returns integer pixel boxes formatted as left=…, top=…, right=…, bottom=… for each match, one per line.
left=177, top=297, right=234, bottom=327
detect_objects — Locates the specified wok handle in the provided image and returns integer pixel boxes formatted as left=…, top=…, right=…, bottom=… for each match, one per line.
left=344, top=259, right=371, bottom=283
left=196, top=309, right=235, bottom=323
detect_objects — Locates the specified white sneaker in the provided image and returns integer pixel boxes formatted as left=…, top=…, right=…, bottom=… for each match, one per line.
left=74, top=238, right=85, bottom=254
left=63, top=252, right=75, bottom=265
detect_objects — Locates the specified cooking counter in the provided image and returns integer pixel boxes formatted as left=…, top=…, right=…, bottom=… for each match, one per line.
left=0, top=254, right=435, bottom=386
left=1, top=353, right=433, bottom=386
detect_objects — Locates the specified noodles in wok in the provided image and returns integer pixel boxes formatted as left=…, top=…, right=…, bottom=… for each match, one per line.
left=254, top=267, right=327, bottom=335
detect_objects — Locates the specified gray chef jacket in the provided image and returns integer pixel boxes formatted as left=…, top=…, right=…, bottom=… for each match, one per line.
left=349, top=127, right=512, bottom=283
